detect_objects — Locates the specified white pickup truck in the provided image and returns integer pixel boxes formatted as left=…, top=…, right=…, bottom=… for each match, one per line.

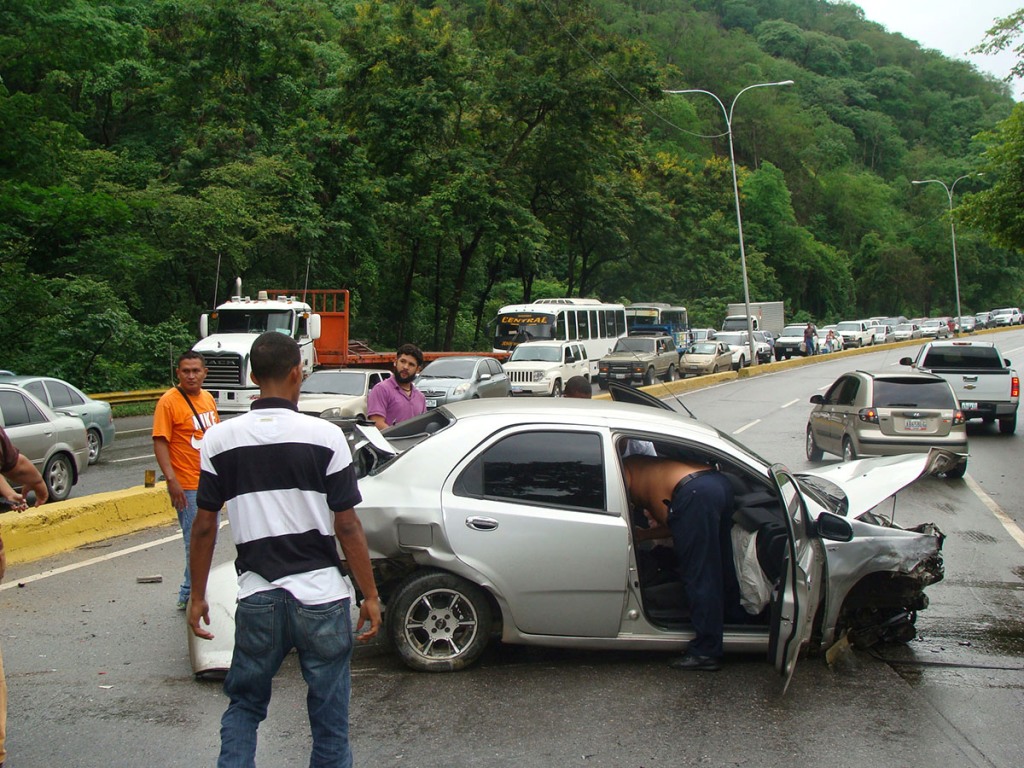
left=900, top=340, right=1019, bottom=433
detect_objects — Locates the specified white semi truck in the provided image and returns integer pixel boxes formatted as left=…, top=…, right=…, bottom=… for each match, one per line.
left=722, top=301, right=786, bottom=334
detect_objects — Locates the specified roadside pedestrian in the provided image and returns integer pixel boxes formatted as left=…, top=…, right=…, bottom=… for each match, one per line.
left=802, top=323, right=816, bottom=356
left=152, top=351, right=219, bottom=610
left=622, top=455, right=742, bottom=671
left=1, top=425, right=49, bottom=768
left=187, top=331, right=381, bottom=767
left=366, top=343, right=426, bottom=430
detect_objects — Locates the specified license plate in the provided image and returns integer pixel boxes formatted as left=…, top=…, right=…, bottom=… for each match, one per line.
left=426, top=399, right=437, bottom=408
left=613, top=373, right=627, bottom=379
left=688, top=365, right=700, bottom=370
left=960, top=401, right=977, bottom=410
left=904, top=419, right=928, bottom=431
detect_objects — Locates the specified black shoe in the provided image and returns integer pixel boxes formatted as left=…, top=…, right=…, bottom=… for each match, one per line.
left=669, top=652, right=720, bottom=672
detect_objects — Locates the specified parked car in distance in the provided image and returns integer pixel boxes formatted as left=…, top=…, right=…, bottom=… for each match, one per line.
left=716, top=331, right=770, bottom=370
left=892, top=323, right=922, bottom=341
left=920, top=318, right=953, bottom=339
left=867, top=324, right=896, bottom=345
left=990, top=307, right=1023, bottom=326
left=974, top=311, right=992, bottom=329
left=0, top=383, right=88, bottom=501
left=806, top=370, right=968, bottom=476
left=416, top=356, right=510, bottom=408
left=688, top=328, right=717, bottom=343
left=297, top=369, right=392, bottom=420
left=835, top=320, right=874, bottom=348
left=503, top=340, right=591, bottom=398
left=192, top=391, right=952, bottom=679
left=955, top=316, right=977, bottom=334
left=0, top=374, right=114, bottom=465
left=774, top=324, right=817, bottom=360
left=680, top=341, right=733, bottom=376
left=596, top=335, right=680, bottom=388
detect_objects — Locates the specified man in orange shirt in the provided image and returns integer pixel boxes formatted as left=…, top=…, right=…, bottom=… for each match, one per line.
left=153, top=351, right=219, bottom=609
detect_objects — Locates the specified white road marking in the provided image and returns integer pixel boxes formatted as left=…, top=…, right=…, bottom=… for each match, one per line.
left=965, top=475, right=1024, bottom=551
left=732, top=419, right=761, bottom=435
left=781, top=398, right=799, bottom=408
left=0, top=520, right=230, bottom=592
left=111, top=454, right=155, bottom=463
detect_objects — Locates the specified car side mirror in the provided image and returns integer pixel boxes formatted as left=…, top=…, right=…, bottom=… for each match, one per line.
left=809, top=394, right=824, bottom=404
left=815, top=512, right=853, bottom=542
left=479, top=373, right=491, bottom=381
left=899, top=357, right=913, bottom=366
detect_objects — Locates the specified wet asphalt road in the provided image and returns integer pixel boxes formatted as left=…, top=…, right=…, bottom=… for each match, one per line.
left=3, top=335, right=1023, bottom=767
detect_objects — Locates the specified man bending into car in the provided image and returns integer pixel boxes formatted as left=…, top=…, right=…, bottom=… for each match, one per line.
left=187, top=331, right=381, bottom=767
left=622, top=455, right=741, bottom=671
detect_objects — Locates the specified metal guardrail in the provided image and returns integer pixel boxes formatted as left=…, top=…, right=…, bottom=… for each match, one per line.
left=91, top=388, right=166, bottom=405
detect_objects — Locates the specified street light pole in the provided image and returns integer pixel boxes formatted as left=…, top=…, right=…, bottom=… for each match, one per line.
left=911, top=173, right=982, bottom=337
left=664, top=80, right=794, bottom=368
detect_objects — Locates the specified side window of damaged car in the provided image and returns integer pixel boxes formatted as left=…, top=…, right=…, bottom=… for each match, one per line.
left=454, top=430, right=606, bottom=512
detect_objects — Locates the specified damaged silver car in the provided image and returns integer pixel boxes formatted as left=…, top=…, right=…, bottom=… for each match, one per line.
left=189, top=388, right=947, bottom=688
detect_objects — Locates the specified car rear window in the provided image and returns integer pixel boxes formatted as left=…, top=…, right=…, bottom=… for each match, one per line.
left=872, top=379, right=956, bottom=409
left=922, top=346, right=1003, bottom=369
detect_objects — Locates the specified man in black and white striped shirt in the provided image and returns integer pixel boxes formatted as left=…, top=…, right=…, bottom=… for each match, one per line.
left=188, top=331, right=381, bottom=768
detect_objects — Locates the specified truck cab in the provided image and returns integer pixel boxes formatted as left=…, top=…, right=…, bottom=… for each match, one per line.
left=195, top=290, right=321, bottom=412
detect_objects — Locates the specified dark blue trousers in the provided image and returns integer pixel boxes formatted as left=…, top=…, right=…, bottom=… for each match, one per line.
left=666, top=471, right=739, bottom=658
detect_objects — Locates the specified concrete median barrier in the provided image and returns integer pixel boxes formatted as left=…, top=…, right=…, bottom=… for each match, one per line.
left=3, top=485, right=176, bottom=566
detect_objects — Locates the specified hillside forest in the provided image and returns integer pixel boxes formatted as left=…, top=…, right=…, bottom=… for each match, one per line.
left=3, top=0, right=1024, bottom=391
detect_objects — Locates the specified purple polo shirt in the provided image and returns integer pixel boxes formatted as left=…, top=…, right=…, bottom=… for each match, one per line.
left=366, top=375, right=426, bottom=426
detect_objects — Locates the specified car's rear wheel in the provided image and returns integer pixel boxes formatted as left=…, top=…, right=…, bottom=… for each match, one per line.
left=86, top=428, right=102, bottom=465
left=43, top=453, right=75, bottom=502
left=1000, top=415, right=1017, bottom=434
left=805, top=426, right=824, bottom=461
left=663, top=365, right=679, bottom=382
left=387, top=570, right=493, bottom=673
left=842, top=437, right=857, bottom=462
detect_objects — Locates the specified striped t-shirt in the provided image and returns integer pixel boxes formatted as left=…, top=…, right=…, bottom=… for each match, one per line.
left=196, top=397, right=362, bottom=605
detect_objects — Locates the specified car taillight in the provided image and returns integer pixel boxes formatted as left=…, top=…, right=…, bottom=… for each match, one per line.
left=952, top=409, right=966, bottom=425
left=1012, top=376, right=1020, bottom=398
left=858, top=407, right=879, bottom=423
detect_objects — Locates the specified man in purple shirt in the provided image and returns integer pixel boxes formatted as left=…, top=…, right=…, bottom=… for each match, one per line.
left=367, top=343, right=427, bottom=430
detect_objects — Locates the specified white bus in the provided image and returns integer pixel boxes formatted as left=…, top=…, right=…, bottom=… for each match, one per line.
left=492, top=298, right=627, bottom=362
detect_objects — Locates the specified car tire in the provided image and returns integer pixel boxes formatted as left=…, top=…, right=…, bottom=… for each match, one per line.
left=842, top=437, right=857, bottom=462
left=999, top=415, right=1017, bottom=434
left=642, top=368, right=655, bottom=386
left=387, top=570, right=493, bottom=673
left=597, top=380, right=608, bottom=391
left=663, top=365, right=679, bottom=382
left=805, top=426, right=824, bottom=461
left=944, top=460, right=968, bottom=479
left=86, top=428, right=102, bottom=465
left=551, top=379, right=562, bottom=398
left=43, top=453, right=75, bottom=502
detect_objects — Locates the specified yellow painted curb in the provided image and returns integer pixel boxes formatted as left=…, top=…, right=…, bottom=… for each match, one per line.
left=2, top=485, right=176, bottom=566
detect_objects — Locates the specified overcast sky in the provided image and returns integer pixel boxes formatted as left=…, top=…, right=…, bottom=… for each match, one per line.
left=851, top=0, right=1022, bottom=98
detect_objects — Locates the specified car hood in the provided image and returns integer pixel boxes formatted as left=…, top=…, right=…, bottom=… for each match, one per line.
left=193, top=334, right=260, bottom=355
left=297, top=393, right=363, bottom=412
left=417, top=376, right=470, bottom=389
left=796, top=450, right=961, bottom=516
left=681, top=353, right=717, bottom=362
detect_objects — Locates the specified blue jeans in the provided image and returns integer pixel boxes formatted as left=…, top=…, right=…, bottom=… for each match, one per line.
left=219, top=590, right=354, bottom=768
left=178, top=490, right=198, bottom=602
left=666, top=472, right=739, bottom=658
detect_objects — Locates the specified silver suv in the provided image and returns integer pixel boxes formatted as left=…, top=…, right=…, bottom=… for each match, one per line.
left=806, top=371, right=968, bottom=477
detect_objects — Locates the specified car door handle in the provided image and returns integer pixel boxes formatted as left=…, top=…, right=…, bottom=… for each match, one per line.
left=465, top=516, right=499, bottom=531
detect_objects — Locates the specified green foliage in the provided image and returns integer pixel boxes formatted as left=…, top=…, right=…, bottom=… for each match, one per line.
left=0, top=0, right=1020, bottom=393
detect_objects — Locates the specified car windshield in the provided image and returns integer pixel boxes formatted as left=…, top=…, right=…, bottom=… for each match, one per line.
left=689, top=342, right=718, bottom=354
left=509, top=346, right=560, bottom=363
left=419, top=359, right=476, bottom=379
left=613, top=338, right=656, bottom=353
left=781, top=325, right=805, bottom=336
left=300, top=372, right=367, bottom=396
left=715, top=333, right=745, bottom=346
left=872, top=379, right=956, bottom=408
left=895, top=324, right=914, bottom=331
left=836, top=322, right=862, bottom=331
left=922, top=319, right=943, bottom=327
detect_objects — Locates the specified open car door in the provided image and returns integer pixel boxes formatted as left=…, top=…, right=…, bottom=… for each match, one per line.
left=607, top=381, right=696, bottom=418
left=767, top=465, right=824, bottom=693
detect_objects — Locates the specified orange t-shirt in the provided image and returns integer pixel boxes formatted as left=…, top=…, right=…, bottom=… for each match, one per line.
left=152, top=387, right=219, bottom=490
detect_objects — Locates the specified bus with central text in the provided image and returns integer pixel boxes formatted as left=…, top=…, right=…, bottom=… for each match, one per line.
left=492, top=298, right=627, bottom=362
